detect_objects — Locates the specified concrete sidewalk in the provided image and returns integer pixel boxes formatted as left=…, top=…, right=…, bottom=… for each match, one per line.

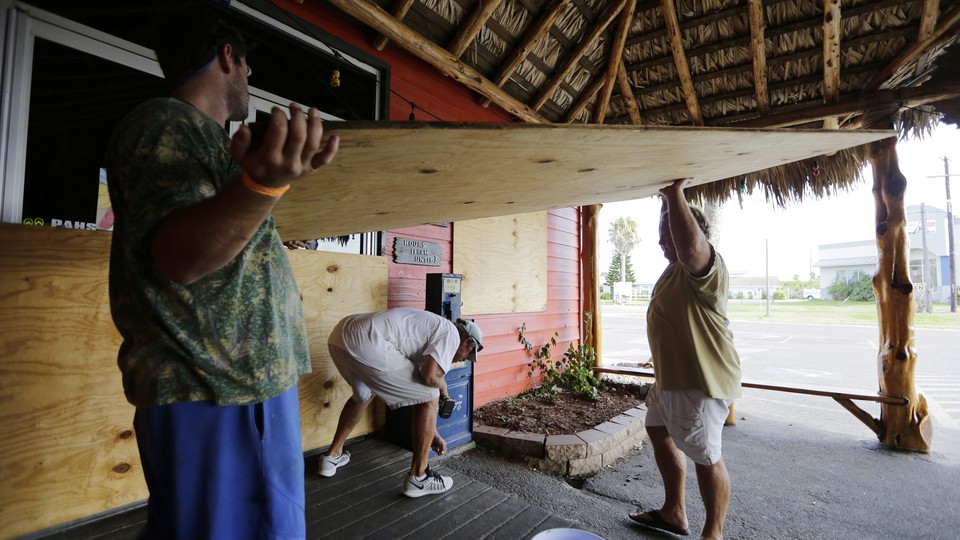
left=443, top=394, right=960, bottom=539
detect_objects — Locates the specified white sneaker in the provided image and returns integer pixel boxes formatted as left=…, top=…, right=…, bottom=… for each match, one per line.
left=402, top=467, right=453, bottom=498
left=319, top=451, right=350, bottom=477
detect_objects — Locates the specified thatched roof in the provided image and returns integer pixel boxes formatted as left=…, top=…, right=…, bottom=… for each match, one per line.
left=327, top=0, right=960, bottom=205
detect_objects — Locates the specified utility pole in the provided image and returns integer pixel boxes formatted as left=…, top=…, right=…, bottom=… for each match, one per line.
left=927, top=157, right=958, bottom=313
left=944, top=157, right=957, bottom=313
left=920, top=203, right=932, bottom=313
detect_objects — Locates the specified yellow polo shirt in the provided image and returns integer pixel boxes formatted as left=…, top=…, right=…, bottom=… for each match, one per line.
left=646, top=251, right=742, bottom=399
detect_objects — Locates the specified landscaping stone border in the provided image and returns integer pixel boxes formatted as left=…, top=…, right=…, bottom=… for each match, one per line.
left=472, top=405, right=647, bottom=476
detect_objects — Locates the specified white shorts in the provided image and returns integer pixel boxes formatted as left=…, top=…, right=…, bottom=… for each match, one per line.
left=327, top=343, right=439, bottom=410
left=644, top=383, right=731, bottom=466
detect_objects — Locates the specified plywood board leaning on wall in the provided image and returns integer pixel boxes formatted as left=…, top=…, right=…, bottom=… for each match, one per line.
left=0, top=224, right=387, bottom=537
left=0, top=225, right=139, bottom=538
left=287, top=249, right=388, bottom=451
left=272, top=122, right=892, bottom=240
left=454, top=212, right=548, bottom=314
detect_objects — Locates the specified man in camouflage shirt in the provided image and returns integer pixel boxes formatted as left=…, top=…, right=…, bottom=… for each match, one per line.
left=106, top=10, right=338, bottom=539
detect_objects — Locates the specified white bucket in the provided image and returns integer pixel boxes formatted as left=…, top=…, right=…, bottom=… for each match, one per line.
left=531, top=528, right=605, bottom=540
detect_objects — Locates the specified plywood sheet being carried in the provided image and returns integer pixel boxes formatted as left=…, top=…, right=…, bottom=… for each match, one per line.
left=454, top=212, right=548, bottom=314
left=273, top=122, right=891, bottom=240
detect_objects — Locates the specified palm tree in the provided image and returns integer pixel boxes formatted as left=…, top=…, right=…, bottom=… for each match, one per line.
left=608, top=217, right=640, bottom=283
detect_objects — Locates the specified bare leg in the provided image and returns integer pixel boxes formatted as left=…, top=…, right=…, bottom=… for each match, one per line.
left=327, top=398, right=368, bottom=456
left=695, top=459, right=730, bottom=540
left=410, top=398, right=440, bottom=476
left=632, top=425, right=689, bottom=531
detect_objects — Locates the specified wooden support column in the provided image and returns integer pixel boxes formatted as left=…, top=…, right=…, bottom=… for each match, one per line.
left=869, top=137, right=933, bottom=452
left=581, top=205, right=602, bottom=365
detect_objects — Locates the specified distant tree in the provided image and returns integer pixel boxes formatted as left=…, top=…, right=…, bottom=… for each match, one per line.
left=608, top=217, right=640, bottom=286
left=604, top=253, right=636, bottom=285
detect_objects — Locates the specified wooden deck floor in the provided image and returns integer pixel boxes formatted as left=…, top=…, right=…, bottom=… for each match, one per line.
left=37, top=437, right=574, bottom=539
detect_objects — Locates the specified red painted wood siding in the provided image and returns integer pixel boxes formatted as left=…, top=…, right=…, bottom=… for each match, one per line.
left=278, top=2, right=582, bottom=408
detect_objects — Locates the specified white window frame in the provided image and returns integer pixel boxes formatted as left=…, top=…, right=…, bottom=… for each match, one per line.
left=0, top=4, right=160, bottom=223
left=1, top=1, right=383, bottom=228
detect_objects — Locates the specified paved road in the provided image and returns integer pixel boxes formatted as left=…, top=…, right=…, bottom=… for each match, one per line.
left=601, top=304, right=960, bottom=434
left=445, top=304, right=960, bottom=539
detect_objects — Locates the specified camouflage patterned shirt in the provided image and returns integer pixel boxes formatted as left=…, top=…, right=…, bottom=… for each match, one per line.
left=107, top=98, right=310, bottom=407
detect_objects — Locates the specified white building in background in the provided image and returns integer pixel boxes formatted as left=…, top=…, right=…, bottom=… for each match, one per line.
left=815, top=205, right=958, bottom=302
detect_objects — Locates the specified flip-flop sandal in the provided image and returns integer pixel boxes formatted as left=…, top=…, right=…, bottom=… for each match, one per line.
left=628, top=509, right=690, bottom=536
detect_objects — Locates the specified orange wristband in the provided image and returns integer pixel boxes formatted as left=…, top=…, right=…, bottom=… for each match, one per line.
left=241, top=173, right=289, bottom=197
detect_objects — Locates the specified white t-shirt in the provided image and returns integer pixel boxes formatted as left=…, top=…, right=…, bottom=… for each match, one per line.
left=328, top=308, right=460, bottom=373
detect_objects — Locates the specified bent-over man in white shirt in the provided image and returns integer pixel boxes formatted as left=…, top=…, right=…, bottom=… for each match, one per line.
left=320, top=308, right=483, bottom=498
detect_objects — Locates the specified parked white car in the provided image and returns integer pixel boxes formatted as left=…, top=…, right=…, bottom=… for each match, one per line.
left=802, top=288, right=822, bottom=300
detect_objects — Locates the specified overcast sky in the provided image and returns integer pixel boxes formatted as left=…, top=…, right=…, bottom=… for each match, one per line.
left=599, top=122, right=960, bottom=284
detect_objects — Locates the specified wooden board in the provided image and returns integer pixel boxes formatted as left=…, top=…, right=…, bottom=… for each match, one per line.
left=273, top=122, right=892, bottom=240
left=454, top=212, right=548, bottom=314
left=288, top=249, right=388, bottom=451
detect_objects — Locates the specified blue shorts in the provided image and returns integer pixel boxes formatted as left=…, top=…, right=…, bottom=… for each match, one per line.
left=133, top=386, right=305, bottom=540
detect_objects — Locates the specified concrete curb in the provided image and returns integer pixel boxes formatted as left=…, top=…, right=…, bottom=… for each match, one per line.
left=473, top=405, right=647, bottom=476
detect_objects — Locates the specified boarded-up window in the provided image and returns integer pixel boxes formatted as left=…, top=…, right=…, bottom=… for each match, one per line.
left=453, top=212, right=548, bottom=314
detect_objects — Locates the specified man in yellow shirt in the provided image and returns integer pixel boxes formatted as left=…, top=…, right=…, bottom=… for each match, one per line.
left=630, top=179, right=742, bottom=540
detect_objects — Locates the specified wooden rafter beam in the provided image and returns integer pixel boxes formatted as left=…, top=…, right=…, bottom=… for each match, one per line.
left=531, top=0, right=627, bottom=111
left=372, top=0, right=417, bottom=51
left=616, top=59, right=642, bottom=124
left=326, top=0, right=545, bottom=123
left=448, top=0, right=504, bottom=58
left=481, top=0, right=572, bottom=108
left=661, top=0, right=703, bottom=125
left=914, top=0, right=942, bottom=75
left=747, top=0, right=769, bottom=115
left=594, top=0, right=637, bottom=124
left=822, top=0, right=841, bottom=129
left=866, top=3, right=960, bottom=91
left=723, top=78, right=960, bottom=128
left=565, top=75, right=606, bottom=123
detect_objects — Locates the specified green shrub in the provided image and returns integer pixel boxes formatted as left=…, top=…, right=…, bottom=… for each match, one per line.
left=519, top=312, right=602, bottom=401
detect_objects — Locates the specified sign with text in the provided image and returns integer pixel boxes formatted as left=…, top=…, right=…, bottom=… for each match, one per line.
left=393, top=237, right=441, bottom=266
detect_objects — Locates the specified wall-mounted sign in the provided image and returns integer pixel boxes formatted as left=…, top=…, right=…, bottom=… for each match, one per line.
left=393, top=237, right=441, bottom=266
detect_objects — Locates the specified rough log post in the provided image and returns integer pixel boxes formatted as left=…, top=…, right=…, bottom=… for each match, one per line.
left=869, top=137, right=933, bottom=452
left=581, top=205, right=602, bottom=365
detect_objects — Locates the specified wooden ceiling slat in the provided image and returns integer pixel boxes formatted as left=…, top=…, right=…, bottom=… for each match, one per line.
left=327, top=0, right=545, bottom=122
left=566, top=74, right=606, bottom=123
left=617, top=61, right=884, bottom=124
left=616, top=59, right=643, bottom=124
left=661, top=0, right=703, bottom=125
left=372, top=0, right=417, bottom=51
left=530, top=0, right=627, bottom=111
left=448, top=0, right=504, bottom=57
left=867, top=4, right=960, bottom=91
left=748, top=0, right=769, bottom=115
left=717, top=78, right=960, bottom=128
left=624, top=0, right=905, bottom=75
left=625, top=1, right=752, bottom=48
left=480, top=0, right=572, bottom=108
left=594, top=0, right=637, bottom=124
left=822, top=0, right=841, bottom=129
left=629, top=26, right=916, bottom=105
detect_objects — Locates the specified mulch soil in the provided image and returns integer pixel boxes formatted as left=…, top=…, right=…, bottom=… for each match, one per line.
left=474, top=381, right=649, bottom=436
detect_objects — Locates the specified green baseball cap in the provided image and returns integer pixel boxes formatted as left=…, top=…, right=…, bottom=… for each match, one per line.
left=455, top=318, right=484, bottom=362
